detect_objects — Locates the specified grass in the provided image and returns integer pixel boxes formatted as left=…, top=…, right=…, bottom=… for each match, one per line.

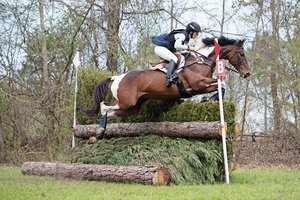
left=0, top=166, right=299, bottom=200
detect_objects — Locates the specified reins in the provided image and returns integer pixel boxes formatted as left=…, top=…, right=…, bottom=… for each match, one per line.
left=225, top=66, right=239, bottom=74
left=190, top=50, right=240, bottom=74
left=182, top=51, right=211, bottom=68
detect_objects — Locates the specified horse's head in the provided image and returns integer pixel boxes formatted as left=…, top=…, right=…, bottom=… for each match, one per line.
left=201, top=36, right=251, bottom=78
left=223, top=39, right=251, bottom=78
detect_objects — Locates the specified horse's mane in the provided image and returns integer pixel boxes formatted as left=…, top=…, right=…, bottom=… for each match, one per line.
left=202, top=36, right=245, bottom=47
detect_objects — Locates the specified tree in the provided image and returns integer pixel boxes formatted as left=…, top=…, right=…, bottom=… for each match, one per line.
left=241, top=0, right=300, bottom=133
left=0, top=0, right=196, bottom=163
left=39, top=0, right=49, bottom=97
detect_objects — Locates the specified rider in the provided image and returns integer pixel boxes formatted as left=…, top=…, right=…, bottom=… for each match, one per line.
left=152, top=22, right=201, bottom=87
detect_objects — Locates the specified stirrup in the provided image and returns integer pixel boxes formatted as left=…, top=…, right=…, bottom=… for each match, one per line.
left=165, top=79, right=172, bottom=88
left=170, top=74, right=179, bottom=83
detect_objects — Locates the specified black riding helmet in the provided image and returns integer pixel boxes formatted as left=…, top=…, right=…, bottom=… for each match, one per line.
left=186, top=22, right=201, bottom=32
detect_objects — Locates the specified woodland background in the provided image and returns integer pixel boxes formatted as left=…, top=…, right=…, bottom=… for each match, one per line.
left=0, top=0, right=299, bottom=166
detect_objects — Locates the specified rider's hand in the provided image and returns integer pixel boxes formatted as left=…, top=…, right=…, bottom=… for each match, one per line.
left=188, top=46, right=194, bottom=51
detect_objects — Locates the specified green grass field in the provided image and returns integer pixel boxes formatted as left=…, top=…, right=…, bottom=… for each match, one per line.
left=0, top=166, right=299, bottom=200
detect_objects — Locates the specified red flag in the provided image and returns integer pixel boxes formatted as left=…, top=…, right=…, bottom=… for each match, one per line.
left=214, top=38, right=221, bottom=59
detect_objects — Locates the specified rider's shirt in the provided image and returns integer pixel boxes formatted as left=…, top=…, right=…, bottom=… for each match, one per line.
left=152, top=29, right=190, bottom=52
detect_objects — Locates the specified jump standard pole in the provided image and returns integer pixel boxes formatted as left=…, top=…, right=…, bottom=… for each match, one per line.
left=72, top=52, right=80, bottom=148
left=214, top=38, right=230, bottom=184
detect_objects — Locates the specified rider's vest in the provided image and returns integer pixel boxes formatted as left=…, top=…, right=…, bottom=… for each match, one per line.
left=152, top=29, right=189, bottom=52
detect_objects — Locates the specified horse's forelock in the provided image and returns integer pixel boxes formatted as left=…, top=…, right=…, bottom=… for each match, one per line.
left=218, top=36, right=237, bottom=46
left=202, top=37, right=214, bottom=46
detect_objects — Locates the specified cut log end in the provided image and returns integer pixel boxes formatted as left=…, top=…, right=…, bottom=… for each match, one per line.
left=152, top=167, right=171, bottom=185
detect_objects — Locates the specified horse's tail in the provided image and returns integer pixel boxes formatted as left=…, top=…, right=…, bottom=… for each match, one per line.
left=85, top=78, right=112, bottom=115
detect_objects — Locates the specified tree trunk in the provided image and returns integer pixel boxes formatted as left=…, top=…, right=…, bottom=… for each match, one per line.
left=104, top=0, right=121, bottom=73
left=0, top=116, right=6, bottom=162
left=73, top=121, right=224, bottom=139
left=39, top=0, right=49, bottom=95
left=21, top=162, right=170, bottom=185
left=270, top=0, right=281, bottom=131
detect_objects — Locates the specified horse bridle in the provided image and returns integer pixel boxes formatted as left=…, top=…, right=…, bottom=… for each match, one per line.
left=227, top=47, right=248, bottom=74
left=187, top=50, right=239, bottom=74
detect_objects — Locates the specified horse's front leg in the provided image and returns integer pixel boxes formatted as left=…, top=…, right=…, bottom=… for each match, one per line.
left=199, top=77, right=219, bottom=93
left=201, top=78, right=226, bottom=101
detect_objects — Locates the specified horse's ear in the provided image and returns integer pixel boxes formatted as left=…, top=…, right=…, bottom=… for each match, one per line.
left=238, top=39, right=246, bottom=47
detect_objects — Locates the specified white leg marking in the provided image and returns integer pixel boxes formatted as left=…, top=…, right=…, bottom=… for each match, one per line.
left=208, top=82, right=218, bottom=87
left=100, top=101, right=120, bottom=115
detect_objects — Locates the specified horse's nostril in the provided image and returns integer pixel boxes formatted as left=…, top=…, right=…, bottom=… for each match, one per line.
left=244, top=73, right=250, bottom=78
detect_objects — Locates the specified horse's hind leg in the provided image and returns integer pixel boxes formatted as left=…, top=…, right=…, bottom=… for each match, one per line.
left=88, top=97, right=146, bottom=144
left=88, top=101, right=120, bottom=144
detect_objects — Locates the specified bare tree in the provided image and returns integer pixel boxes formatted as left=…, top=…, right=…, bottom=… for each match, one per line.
left=39, top=0, right=49, bottom=97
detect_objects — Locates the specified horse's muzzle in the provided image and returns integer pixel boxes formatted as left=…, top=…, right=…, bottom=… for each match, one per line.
left=240, top=65, right=251, bottom=78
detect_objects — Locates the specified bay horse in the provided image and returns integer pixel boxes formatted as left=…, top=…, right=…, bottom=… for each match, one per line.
left=87, top=36, right=251, bottom=144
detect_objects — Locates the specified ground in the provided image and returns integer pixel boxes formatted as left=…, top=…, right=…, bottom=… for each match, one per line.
left=234, top=130, right=300, bottom=169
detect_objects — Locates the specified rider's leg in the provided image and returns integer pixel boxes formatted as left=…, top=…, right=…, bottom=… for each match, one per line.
left=165, top=59, right=176, bottom=87
left=154, top=46, right=178, bottom=87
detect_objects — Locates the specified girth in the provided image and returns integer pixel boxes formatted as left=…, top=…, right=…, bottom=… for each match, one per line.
left=175, top=78, right=191, bottom=98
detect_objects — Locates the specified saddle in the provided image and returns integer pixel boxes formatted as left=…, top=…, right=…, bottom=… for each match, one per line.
left=149, top=53, right=184, bottom=73
left=149, top=53, right=191, bottom=98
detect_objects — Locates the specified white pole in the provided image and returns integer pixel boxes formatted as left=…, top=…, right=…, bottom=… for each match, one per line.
left=72, top=69, right=77, bottom=148
left=72, top=52, right=80, bottom=148
left=215, top=38, right=230, bottom=184
left=218, top=79, right=230, bottom=184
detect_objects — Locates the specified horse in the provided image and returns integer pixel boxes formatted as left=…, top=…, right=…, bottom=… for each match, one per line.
left=87, top=36, right=251, bottom=144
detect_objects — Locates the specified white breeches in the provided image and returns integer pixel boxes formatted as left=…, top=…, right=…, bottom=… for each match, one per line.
left=154, top=46, right=178, bottom=63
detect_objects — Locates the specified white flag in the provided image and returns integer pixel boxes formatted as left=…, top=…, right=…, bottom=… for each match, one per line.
left=73, top=52, right=80, bottom=68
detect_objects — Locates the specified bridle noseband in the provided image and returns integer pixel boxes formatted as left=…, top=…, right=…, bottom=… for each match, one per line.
left=227, top=46, right=248, bottom=75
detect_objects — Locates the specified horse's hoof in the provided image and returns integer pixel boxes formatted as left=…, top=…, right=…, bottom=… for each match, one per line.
left=88, top=137, right=98, bottom=144
left=95, top=127, right=105, bottom=135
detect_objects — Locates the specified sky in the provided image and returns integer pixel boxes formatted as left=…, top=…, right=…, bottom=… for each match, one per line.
left=180, top=0, right=254, bottom=40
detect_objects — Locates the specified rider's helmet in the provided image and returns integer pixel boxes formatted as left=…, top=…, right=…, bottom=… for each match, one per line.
left=186, top=22, right=201, bottom=32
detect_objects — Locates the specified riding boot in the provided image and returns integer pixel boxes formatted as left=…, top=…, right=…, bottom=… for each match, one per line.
left=96, top=114, right=107, bottom=140
left=166, top=59, right=176, bottom=88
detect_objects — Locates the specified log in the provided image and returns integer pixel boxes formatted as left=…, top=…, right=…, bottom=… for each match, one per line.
left=73, top=121, right=224, bottom=139
left=21, top=162, right=171, bottom=185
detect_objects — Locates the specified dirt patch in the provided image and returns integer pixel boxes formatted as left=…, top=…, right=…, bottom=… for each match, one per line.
left=233, top=128, right=300, bottom=169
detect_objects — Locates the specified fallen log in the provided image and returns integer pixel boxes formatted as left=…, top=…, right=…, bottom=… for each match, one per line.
left=73, top=121, right=224, bottom=139
left=21, top=162, right=171, bottom=185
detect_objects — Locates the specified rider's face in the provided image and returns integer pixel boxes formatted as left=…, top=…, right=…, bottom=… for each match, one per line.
left=190, top=32, right=199, bottom=39
left=192, top=32, right=199, bottom=39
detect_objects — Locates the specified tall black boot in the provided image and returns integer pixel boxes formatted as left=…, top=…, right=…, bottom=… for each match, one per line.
left=165, top=59, right=176, bottom=88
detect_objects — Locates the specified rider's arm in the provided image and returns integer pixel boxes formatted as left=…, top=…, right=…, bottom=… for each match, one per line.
left=174, top=33, right=189, bottom=51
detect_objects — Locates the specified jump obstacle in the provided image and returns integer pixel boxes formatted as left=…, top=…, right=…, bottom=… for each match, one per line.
left=22, top=162, right=170, bottom=185
left=73, top=121, right=226, bottom=140
left=21, top=121, right=228, bottom=185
